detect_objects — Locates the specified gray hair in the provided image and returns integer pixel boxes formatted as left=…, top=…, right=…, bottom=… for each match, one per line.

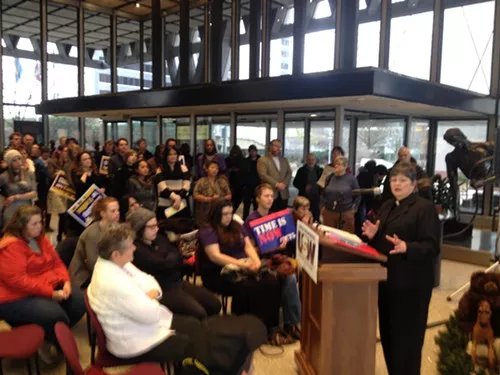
left=97, top=223, right=135, bottom=260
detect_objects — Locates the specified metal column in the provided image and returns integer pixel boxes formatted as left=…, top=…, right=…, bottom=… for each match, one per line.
left=293, top=0, right=306, bottom=75
left=334, top=106, right=344, bottom=147
left=179, top=0, right=190, bottom=85
left=77, top=1, right=85, bottom=145
left=151, top=0, right=164, bottom=89
left=249, top=0, right=261, bottom=79
left=261, top=0, right=271, bottom=77
left=139, top=21, right=145, bottom=89
left=334, top=0, right=358, bottom=69
left=110, top=12, right=117, bottom=92
left=210, top=0, right=223, bottom=83
left=430, top=0, right=444, bottom=82
left=40, top=0, right=48, bottom=146
left=378, top=0, right=391, bottom=69
left=231, top=0, right=240, bottom=80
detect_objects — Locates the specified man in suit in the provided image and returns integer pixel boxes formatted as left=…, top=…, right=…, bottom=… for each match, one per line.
left=257, top=139, right=292, bottom=212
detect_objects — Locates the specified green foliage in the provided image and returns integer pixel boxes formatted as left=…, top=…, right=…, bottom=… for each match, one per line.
left=432, top=176, right=452, bottom=212
left=435, top=314, right=486, bottom=375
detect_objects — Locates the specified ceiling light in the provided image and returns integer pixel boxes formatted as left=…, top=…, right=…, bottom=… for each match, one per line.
left=310, top=113, right=317, bottom=117
left=135, top=2, right=140, bottom=7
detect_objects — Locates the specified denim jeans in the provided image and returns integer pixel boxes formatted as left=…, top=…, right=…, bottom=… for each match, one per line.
left=281, top=274, right=301, bottom=325
left=0, top=286, right=86, bottom=343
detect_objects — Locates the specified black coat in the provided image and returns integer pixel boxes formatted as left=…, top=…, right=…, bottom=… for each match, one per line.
left=368, top=193, right=440, bottom=290
left=293, top=164, right=323, bottom=197
left=132, top=234, right=183, bottom=287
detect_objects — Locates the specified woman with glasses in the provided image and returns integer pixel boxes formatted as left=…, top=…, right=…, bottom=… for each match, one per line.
left=127, top=207, right=221, bottom=319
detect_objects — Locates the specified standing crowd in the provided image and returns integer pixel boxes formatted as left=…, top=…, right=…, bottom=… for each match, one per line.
left=0, top=131, right=439, bottom=375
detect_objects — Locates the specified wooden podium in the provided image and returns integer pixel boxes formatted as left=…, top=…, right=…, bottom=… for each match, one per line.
left=295, top=236, right=387, bottom=375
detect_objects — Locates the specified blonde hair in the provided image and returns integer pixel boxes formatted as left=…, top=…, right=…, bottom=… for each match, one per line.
left=293, top=196, right=310, bottom=210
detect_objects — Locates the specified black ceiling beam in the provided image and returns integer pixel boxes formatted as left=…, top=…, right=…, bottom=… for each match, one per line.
left=35, top=68, right=496, bottom=116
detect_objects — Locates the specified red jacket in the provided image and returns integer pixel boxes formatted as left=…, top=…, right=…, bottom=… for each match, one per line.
left=0, top=235, right=70, bottom=303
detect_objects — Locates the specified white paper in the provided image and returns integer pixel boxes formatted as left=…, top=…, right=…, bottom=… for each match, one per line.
left=296, top=221, right=319, bottom=284
left=164, top=199, right=187, bottom=218
left=317, top=165, right=335, bottom=188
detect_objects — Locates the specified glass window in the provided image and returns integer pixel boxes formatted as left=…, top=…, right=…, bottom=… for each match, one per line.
left=310, top=120, right=334, bottom=166
left=236, top=119, right=267, bottom=157
left=143, top=120, right=158, bottom=153
left=48, top=4, right=78, bottom=99
left=143, top=21, right=153, bottom=90
left=357, top=3, right=380, bottom=68
left=313, top=0, right=332, bottom=19
left=440, top=1, right=494, bottom=94
left=356, top=119, right=405, bottom=171
left=116, top=122, right=129, bottom=141
left=212, top=122, right=231, bottom=156
left=284, top=120, right=305, bottom=177
left=177, top=124, right=191, bottom=146
left=3, top=57, right=42, bottom=106
left=4, top=106, right=42, bottom=147
left=48, top=116, right=79, bottom=145
left=270, top=37, right=293, bottom=77
left=117, top=18, right=141, bottom=92
left=239, top=44, right=249, bottom=80
left=341, top=120, right=351, bottom=161
left=196, top=117, right=211, bottom=155
left=435, top=121, right=487, bottom=214
left=132, top=120, right=142, bottom=145
left=304, top=30, right=335, bottom=73
left=408, top=120, right=429, bottom=171
left=389, top=10, right=433, bottom=80
left=284, top=8, right=294, bottom=25
left=270, top=121, right=278, bottom=143
left=84, top=118, right=104, bottom=151
left=162, top=118, right=177, bottom=143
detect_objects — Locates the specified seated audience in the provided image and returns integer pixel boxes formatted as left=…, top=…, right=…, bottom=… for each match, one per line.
left=88, top=224, right=259, bottom=374
left=244, top=184, right=302, bottom=340
left=127, top=207, right=221, bottom=319
left=0, top=205, right=85, bottom=362
left=0, top=149, right=37, bottom=224
left=154, top=147, right=190, bottom=219
left=69, top=197, right=120, bottom=288
left=126, top=160, right=156, bottom=211
left=194, top=160, right=231, bottom=227
left=199, top=199, right=282, bottom=340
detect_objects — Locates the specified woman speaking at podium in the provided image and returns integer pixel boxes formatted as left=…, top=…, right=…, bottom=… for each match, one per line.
left=361, top=162, right=439, bottom=375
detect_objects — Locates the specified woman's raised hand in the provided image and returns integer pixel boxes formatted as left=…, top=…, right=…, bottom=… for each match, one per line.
left=362, top=220, right=380, bottom=240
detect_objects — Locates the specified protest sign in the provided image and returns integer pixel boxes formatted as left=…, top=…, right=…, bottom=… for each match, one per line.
left=99, top=156, right=110, bottom=175
left=49, top=173, right=76, bottom=200
left=296, top=221, right=319, bottom=283
left=67, top=184, right=105, bottom=227
left=248, top=209, right=296, bottom=254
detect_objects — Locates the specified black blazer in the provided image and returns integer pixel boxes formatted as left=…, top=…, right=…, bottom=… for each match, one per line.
left=293, top=164, right=323, bottom=197
left=368, top=193, right=440, bottom=290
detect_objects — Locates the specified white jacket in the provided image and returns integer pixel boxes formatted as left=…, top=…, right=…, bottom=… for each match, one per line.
left=88, top=257, right=174, bottom=358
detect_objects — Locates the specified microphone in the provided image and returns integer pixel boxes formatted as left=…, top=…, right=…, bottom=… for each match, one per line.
left=351, top=187, right=382, bottom=196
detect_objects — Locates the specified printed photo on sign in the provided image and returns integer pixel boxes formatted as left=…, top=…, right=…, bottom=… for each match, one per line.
left=99, top=156, right=110, bottom=175
left=49, top=173, right=76, bottom=200
left=248, top=209, right=296, bottom=254
left=67, top=184, right=105, bottom=227
left=296, top=221, right=319, bottom=284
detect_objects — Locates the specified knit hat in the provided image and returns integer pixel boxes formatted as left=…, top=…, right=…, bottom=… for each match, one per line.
left=126, top=207, right=155, bottom=233
left=3, top=149, right=22, bottom=165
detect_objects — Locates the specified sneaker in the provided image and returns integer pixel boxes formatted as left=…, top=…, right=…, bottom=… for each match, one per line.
left=37, top=342, right=62, bottom=366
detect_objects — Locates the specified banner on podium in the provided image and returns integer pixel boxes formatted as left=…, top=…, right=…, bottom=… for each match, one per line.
left=296, top=221, right=319, bottom=283
left=248, top=209, right=296, bottom=254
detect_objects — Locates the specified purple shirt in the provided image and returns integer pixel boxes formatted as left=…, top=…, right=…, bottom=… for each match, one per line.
left=244, top=210, right=263, bottom=244
left=199, top=226, right=247, bottom=273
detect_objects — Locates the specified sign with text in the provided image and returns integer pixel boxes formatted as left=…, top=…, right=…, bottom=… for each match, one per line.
left=67, top=184, right=105, bottom=227
left=296, top=221, right=319, bottom=284
left=248, top=209, right=296, bottom=254
left=99, top=156, right=110, bottom=175
left=49, top=173, right=76, bottom=201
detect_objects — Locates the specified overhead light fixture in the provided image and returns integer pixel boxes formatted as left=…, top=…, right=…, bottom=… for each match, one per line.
left=311, top=113, right=317, bottom=117
left=135, top=2, right=140, bottom=8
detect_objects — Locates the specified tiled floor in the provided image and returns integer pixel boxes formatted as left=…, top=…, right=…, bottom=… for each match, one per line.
left=0, top=259, right=486, bottom=375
